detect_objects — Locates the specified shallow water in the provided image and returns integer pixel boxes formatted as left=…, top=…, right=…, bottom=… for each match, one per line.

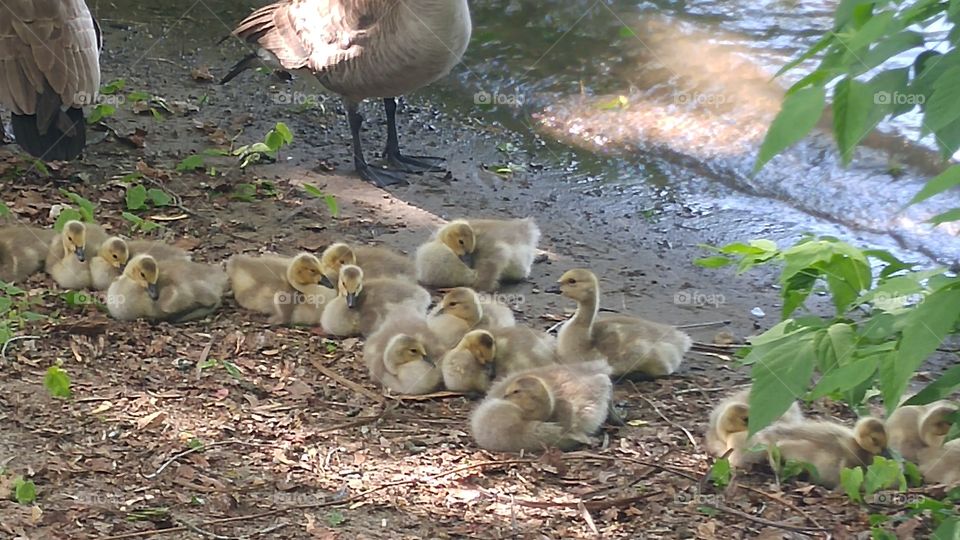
left=95, top=0, right=959, bottom=263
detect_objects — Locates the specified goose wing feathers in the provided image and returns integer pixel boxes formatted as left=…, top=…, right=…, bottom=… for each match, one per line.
left=0, top=0, right=100, bottom=114
left=232, top=0, right=378, bottom=73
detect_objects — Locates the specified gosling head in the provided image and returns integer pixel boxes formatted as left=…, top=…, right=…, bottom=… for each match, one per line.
left=460, top=329, right=496, bottom=378
left=385, top=334, right=433, bottom=369
left=338, top=264, right=364, bottom=309
left=288, top=253, right=325, bottom=289
left=319, top=243, right=356, bottom=288
left=503, top=375, right=554, bottom=421
left=919, top=402, right=958, bottom=447
left=124, top=254, right=160, bottom=301
left=438, top=287, right=483, bottom=326
left=62, top=220, right=88, bottom=262
left=718, top=403, right=750, bottom=436
left=438, top=220, right=476, bottom=266
left=98, top=236, right=130, bottom=270
left=547, top=268, right=599, bottom=303
left=854, top=417, right=889, bottom=457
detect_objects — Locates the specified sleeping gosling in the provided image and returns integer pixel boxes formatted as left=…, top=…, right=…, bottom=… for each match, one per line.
left=549, top=268, right=690, bottom=378
left=415, top=218, right=540, bottom=291
left=227, top=253, right=334, bottom=325
left=45, top=220, right=108, bottom=289
left=106, top=254, right=227, bottom=322
left=704, top=388, right=804, bottom=468
left=318, top=242, right=415, bottom=288
left=321, top=265, right=431, bottom=337
left=90, top=236, right=190, bottom=290
left=443, top=327, right=557, bottom=393
left=755, top=418, right=889, bottom=489
left=915, top=404, right=960, bottom=485
left=364, top=315, right=445, bottom=394
left=0, top=226, right=57, bottom=283
left=471, top=361, right=611, bottom=453
left=885, top=400, right=957, bottom=463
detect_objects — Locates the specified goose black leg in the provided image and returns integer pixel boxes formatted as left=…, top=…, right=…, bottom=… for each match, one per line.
left=383, top=97, right=445, bottom=173
left=347, top=102, right=407, bottom=187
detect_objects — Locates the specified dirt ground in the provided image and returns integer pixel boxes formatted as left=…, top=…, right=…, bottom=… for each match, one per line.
left=0, top=10, right=956, bottom=540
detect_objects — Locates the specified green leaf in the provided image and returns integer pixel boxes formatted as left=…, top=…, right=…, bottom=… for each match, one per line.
left=126, top=90, right=150, bottom=102
left=930, top=208, right=960, bottom=225
left=886, top=289, right=960, bottom=413
left=924, top=66, right=960, bottom=133
left=810, top=355, right=879, bottom=399
left=931, top=517, right=958, bottom=540
left=44, top=365, right=71, bottom=398
left=909, top=165, right=960, bottom=206
left=324, top=194, right=339, bottom=218
left=858, top=32, right=925, bottom=74
left=176, top=155, right=206, bottom=172
left=748, top=339, right=816, bottom=435
left=13, top=478, right=36, bottom=505
left=903, top=364, right=960, bottom=406
left=327, top=510, right=345, bottom=527
left=302, top=182, right=325, bottom=198
left=59, top=190, right=95, bottom=222
left=776, top=33, right=835, bottom=77
left=147, top=189, right=172, bottom=207
left=222, top=360, right=242, bottom=380
left=710, top=458, right=732, bottom=488
left=841, top=466, right=864, bottom=503
left=0, top=200, right=9, bottom=217
left=274, top=122, right=293, bottom=144
left=231, top=184, right=258, bottom=202
left=126, top=185, right=148, bottom=211
left=100, top=79, right=126, bottom=95
left=87, top=104, right=116, bottom=124
left=694, top=256, right=734, bottom=268
left=832, top=78, right=877, bottom=164
left=53, top=208, right=84, bottom=231
left=187, top=438, right=203, bottom=449
left=863, top=456, right=904, bottom=495
left=755, top=85, right=827, bottom=172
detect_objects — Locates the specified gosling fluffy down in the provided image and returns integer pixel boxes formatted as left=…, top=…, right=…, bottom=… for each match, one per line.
left=90, top=236, right=190, bottom=290
left=364, top=316, right=445, bottom=395
left=106, top=254, right=227, bottom=322
left=226, top=253, right=334, bottom=325
left=755, top=418, right=889, bottom=489
left=319, top=242, right=415, bottom=288
left=550, top=269, right=690, bottom=378
left=470, top=361, right=612, bottom=453
left=0, top=226, right=57, bottom=283
left=45, top=220, right=108, bottom=289
left=442, top=327, right=556, bottom=393
left=321, top=265, right=431, bottom=337
left=885, top=400, right=957, bottom=463
left=415, top=218, right=540, bottom=291
left=704, top=388, right=804, bottom=468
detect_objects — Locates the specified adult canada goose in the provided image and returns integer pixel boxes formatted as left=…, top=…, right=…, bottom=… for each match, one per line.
left=223, top=0, right=472, bottom=187
left=0, top=0, right=101, bottom=160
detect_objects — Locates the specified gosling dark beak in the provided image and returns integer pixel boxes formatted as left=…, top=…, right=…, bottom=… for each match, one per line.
left=75, top=246, right=86, bottom=262
left=345, top=292, right=358, bottom=309
left=545, top=283, right=562, bottom=294
left=484, top=361, right=497, bottom=380
left=880, top=448, right=893, bottom=460
left=423, top=355, right=436, bottom=367
left=460, top=252, right=475, bottom=267
left=319, top=275, right=334, bottom=289
left=119, top=261, right=127, bottom=271
left=147, top=283, right=160, bottom=301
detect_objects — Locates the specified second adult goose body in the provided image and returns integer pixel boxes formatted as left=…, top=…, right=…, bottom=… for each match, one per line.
left=225, top=0, right=472, bottom=187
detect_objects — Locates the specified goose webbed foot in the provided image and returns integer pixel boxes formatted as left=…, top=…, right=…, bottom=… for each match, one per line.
left=356, top=159, right=409, bottom=187
left=385, top=149, right=445, bottom=173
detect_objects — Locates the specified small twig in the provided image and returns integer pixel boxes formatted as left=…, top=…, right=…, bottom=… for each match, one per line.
left=563, top=451, right=701, bottom=483
left=674, top=385, right=749, bottom=395
left=702, top=503, right=826, bottom=534
left=310, top=359, right=384, bottom=403
left=545, top=320, right=564, bottom=334
left=139, top=440, right=266, bottom=480
left=578, top=501, right=600, bottom=535
left=632, top=388, right=698, bottom=449
left=675, top=320, right=731, bottom=330
left=481, top=488, right=659, bottom=511
left=1, top=335, right=39, bottom=360
left=741, top=485, right=826, bottom=532
left=174, top=518, right=235, bottom=539
left=388, top=390, right=467, bottom=402
left=311, top=403, right=396, bottom=435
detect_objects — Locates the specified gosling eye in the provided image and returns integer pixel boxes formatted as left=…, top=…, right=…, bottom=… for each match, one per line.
left=112, top=254, right=119, bottom=260
left=567, top=279, right=577, bottom=285
left=409, top=348, right=419, bottom=354
left=139, top=272, right=146, bottom=279
left=449, top=302, right=458, bottom=307
left=458, top=239, right=464, bottom=245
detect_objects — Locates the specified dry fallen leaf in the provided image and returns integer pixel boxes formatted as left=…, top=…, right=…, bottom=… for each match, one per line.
left=191, top=65, right=214, bottom=81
